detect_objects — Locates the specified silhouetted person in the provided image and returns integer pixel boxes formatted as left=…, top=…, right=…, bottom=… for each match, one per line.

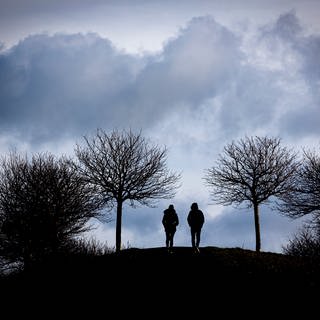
left=187, top=202, right=204, bottom=253
left=162, top=204, right=179, bottom=252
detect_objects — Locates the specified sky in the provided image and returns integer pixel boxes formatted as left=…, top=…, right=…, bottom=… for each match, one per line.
left=1, top=0, right=319, bottom=253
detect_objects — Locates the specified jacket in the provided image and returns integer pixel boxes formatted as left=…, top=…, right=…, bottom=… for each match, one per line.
left=187, top=209, right=204, bottom=230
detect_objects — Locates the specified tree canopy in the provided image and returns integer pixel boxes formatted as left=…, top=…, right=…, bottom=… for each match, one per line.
left=0, top=152, right=101, bottom=268
left=75, top=129, right=181, bottom=252
left=204, top=136, right=298, bottom=252
left=279, top=149, right=320, bottom=221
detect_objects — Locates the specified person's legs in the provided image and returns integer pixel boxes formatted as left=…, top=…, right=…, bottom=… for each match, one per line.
left=191, top=229, right=196, bottom=248
left=165, top=231, right=170, bottom=248
left=196, top=230, right=201, bottom=247
left=169, top=231, right=174, bottom=248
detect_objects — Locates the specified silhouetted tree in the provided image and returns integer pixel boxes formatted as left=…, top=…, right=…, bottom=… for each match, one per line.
left=283, top=225, right=320, bottom=259
left=279, top=149, right=320, bottom=221
left=280, top=149, right=320, bottom=259
left=0, top=152, right=101, bottom=269
left=204, top=136, right=298, bottom=252
left=75, top=129, right=181, bottom=252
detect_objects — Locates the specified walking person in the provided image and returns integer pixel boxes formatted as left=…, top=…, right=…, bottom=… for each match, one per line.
left=162, top=204, right=179, bottom=253
left=187, top=202, right=205, bottom=253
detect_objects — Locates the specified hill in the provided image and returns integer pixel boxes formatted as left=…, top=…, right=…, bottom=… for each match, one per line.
left=1, top=246, right=319, bottom=313
left=2, top=246, right=318, bottom=291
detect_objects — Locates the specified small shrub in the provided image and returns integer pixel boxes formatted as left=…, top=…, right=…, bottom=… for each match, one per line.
left=283, top=226, right=320, bottom=259
left=64, top=237, right=114, bottom=256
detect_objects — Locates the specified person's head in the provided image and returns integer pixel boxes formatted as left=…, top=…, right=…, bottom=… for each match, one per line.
left=168, top=204, right=174, bottom=210
left=191, top=202, right=198, bottom=210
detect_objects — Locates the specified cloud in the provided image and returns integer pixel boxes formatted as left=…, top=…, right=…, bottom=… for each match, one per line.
left=1, top=13, right=318, bottom=147
left=252, top=11, right=320, bottom=140
left=1, top=12, right=319, bottom=251
left=264, top=10, right=303, bottom=41
left=0, top=16, right=240, bottom=144
left=0, top=33, right=142, bottom=144
left=202, top=205, right=305, bottom=252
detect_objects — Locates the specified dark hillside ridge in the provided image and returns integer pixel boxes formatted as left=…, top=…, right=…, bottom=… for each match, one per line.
left=1, top=246, right=318, bottom=314
left=1, top=246, right=319, bottom=293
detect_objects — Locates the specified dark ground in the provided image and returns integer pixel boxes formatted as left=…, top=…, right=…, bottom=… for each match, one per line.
left=1, top=246, right=319, bottom=310
left=2, top=246, right=319, bottom=287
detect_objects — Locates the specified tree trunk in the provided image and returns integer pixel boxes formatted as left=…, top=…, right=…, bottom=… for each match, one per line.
left=253, top=202, right=261, bottom=252
left=116, top=200, right=123, bottom=253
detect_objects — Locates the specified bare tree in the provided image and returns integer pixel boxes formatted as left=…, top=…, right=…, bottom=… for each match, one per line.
left=279, top=149, right=320, bottom=221
left=0, top=152, right=101, bottom=269
left=75, top=129, right=181, bottom=252
left=283, top=225, right=320, bottom=259
left=204, top=136, right=298, bottom=252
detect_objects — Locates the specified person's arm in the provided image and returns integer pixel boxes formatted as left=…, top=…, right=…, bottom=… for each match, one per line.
left=162, top=214, right=166, bottom=227
left=200, top=211, right=204, bottom=226
left=187, top=212, right=191, bottom=227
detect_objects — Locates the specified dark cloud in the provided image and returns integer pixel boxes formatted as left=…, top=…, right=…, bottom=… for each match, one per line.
left=130, top=16, right=243, bottom=129
left=256, top=11, right=320, bottom=139
left=263, top=10, right=302, bottom=41
left=1, top=13, right=318, bottom=147
left=0, top=33, right=142, bottom=143
left=0, top=16, right=243, bottom=145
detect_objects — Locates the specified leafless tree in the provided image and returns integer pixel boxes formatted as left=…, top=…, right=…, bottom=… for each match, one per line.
left=204, top=136, right=298, bottom=252
left=75, top=129, right=181, bottom=252
left=283, top=225, right=320, bottom=259
left=0, top=152, right=102, bottom=269
left=279, top=149, right=320, bottom=221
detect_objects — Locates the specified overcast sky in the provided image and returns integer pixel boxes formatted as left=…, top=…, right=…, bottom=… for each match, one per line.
left=1, top=0, right=319, bottom=252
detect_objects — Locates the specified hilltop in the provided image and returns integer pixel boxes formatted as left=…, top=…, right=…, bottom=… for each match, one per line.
left=2, top=246, right=318, bottom=291
left=1, top=246, right=319, bottom=313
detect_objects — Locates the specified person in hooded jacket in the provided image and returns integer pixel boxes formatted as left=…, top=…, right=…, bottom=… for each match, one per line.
left=162, top=204, right=179, bottom=252
left=187, top=202, right=205, bottom=253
